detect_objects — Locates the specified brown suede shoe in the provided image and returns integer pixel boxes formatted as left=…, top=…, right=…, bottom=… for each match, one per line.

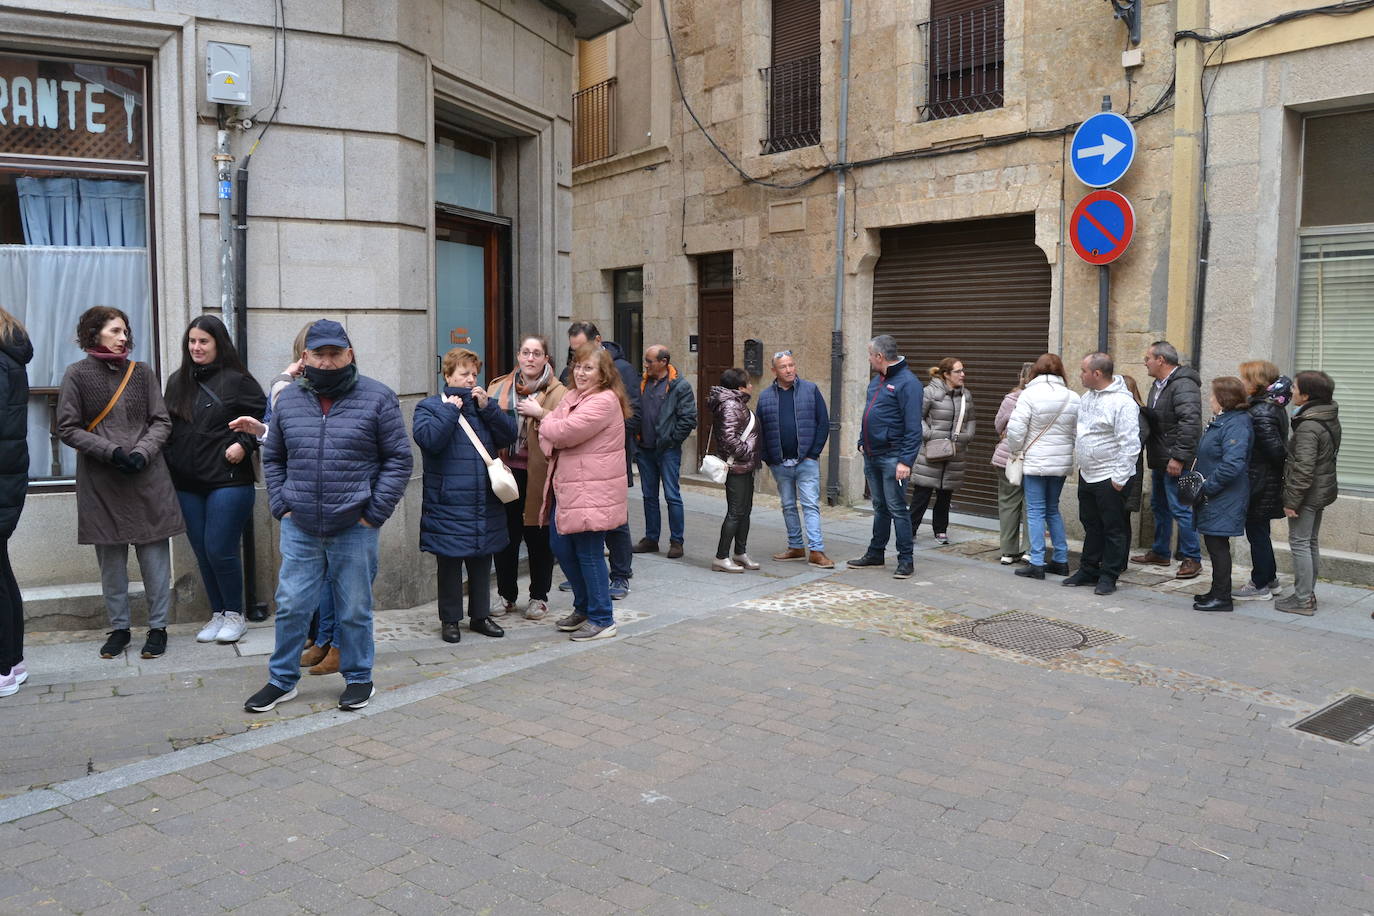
left=773, top=548, right=807, bottom=561
left=808, top=551, right=835, bottom=569
left=666, top=541, right=684, bottom=559
left=300, top=643, right=329, bottom=668
left=1175, top=558, right=1203, bottom=579
left=1130, top=551, right=1171, bottom=566
left=308, top=646, right=340, bottom=676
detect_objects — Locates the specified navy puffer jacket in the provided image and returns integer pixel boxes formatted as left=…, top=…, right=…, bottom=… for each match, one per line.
left=1195, top=409, right=1253, bottom=538
left=0, top=330, right=33, bottom=538
left=756, top=377, right=829, bottom=466
left=413, top=389, right=517, bottom=558
left=263, top=375, right=414, bottom=536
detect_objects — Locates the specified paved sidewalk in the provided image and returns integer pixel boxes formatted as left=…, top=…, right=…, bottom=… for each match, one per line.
left=2, top=484, right=1372, bottom=913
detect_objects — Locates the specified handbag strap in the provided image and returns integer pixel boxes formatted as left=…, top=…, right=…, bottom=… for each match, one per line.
left=1021, top=393, right=1072, bottom=454
left=718, top=410, right=755, bottom=467
left=951, top=390, right=967, bottom=440
left=455, top=411, right=496, bottom=467
left=86, top=360, right=138, bottom=432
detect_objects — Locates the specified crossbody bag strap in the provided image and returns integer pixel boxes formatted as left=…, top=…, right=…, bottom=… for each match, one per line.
left=1023, top=393, right=1071, bottom=454
left=197, top=380, right=224, bottom=407
left=951, top=391, right=967, bottom=440
left=86, top=361, right=138, bottom=432
left=456, top=412, right=496, bottom=467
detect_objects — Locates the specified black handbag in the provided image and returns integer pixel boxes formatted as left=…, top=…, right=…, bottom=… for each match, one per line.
left=1176, top=459, right=1207, bottom=507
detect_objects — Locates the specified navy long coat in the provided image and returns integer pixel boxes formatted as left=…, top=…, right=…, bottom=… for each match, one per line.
left=413, top=389, right=517, bottom=559
left=1195, top=409, right=1253, bottom=538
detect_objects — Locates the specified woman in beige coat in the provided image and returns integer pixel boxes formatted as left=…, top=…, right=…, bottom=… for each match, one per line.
left=57, top=306, right=184, bottom=661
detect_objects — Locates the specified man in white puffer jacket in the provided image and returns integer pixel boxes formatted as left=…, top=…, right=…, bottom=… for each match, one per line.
left=1067, top=353, right=1143, bottom=596
left=1005, top=355, right=1081, bottom=578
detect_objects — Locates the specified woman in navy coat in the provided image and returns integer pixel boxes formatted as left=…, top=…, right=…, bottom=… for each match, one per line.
left=1193, top=376, right=1254, bottom=613
left=413, top=348, right=517, bottom=643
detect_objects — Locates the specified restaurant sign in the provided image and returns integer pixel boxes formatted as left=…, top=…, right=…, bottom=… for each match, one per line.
left=0, top=53, right=146, bottom=163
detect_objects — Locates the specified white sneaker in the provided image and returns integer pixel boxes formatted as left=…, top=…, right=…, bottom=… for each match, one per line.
left=215, top=611, right=247, bottom=643
left=524, top=599, right=548, bottom=620
left=732, top=553, right=761, bottom=570
left=11, top=661, right=27, bottom=685
left=712, top=557, right=745, bottom=573
left=196, top=613, right=226, bottom=643
left=0, top=670, right=19, bottom=698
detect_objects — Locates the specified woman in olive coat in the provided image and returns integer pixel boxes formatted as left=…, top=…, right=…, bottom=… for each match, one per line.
left=1275, top=370, right=1341, bottom=616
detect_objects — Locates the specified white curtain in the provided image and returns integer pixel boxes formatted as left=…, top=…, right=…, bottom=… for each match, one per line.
left=16, top=177, right=147, bottom=247
left=0, top=247, right=152, bottom=478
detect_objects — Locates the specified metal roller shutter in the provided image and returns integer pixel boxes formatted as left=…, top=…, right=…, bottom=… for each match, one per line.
left=872, top=216, right=1052, bottom=515
left=772, top=0, right=821, bottom=65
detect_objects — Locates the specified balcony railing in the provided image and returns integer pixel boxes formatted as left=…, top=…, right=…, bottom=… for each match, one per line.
left=761, top=54, right=821, bottom=154
left=572, top=77, right=617, bottom=167
left=918, top=1, right=1005, bottom=121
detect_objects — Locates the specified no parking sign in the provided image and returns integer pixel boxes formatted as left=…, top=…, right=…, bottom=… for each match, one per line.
left=1069, top=190, right=1135, bottom=265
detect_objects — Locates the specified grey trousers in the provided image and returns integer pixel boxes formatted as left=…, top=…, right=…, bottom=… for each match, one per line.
left=997, top=472, right=1028, bottom=557
left=95, top=540, right=172, bottom=630
left=1287, top=505, right=1324, bottom=601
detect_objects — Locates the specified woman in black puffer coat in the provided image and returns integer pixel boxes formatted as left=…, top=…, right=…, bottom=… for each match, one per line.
left=1234, top=362, right=1290, bottom=601
left=0, top=307, right=32, bottom=696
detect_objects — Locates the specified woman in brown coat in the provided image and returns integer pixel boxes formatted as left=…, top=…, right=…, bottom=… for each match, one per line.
left=488, top=335, right=568, bottom=620
left=57, top=307, right=184, bottom=661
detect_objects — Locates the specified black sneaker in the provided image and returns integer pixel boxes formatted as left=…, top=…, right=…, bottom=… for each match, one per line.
left=1014, top=565, right=1045, bottom=579
left=1093, top=579, right=1118, bottom=596
left=1044, top=561, right=1071, bottom=576
left=99, top=629, right=131, bottom=659
left=846, top=554, right=884, bottom=568
left=244, top=683, right=297, bottom=713
left=140, top=628, right=168, bottom=659
left=1062, top=571, right=1099, bottom=587
left=893, top=562, right=914, bottom=579
left=339, top=682, right=376, bottom=710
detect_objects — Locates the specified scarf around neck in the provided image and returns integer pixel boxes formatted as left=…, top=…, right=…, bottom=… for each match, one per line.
left=86, top=346, right=129, bottom=365
left=500, top=364, right=553, bottom=457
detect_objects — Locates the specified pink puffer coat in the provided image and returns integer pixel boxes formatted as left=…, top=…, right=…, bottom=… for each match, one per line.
left=539, top=387, right=629, bottom=534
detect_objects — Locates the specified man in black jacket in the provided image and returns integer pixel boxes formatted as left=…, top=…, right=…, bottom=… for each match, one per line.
left=634, top=345, right=696, bottom=558
left=1132, top=340, right=1204, bottom=578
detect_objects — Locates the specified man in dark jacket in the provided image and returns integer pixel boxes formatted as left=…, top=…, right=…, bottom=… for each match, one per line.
left=559, top=321, right=639, bottom=598
left=246, top=320, right=413, bottom=715
left=1133, top=340, right=1204, bottom=578
left=756, top=350, right=832, bottom=568
left=848, top=335, right=922, bottom=579
left=634, top=345, right=696, bottom=558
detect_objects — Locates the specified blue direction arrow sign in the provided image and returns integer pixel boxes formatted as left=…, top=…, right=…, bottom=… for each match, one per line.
left=1070, top=112, right=1137, bottom=188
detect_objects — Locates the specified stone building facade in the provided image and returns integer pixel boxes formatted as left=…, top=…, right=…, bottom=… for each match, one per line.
left=3, top=0, right=637, bottom=628
left=571, top=0, right=1374, bottom=575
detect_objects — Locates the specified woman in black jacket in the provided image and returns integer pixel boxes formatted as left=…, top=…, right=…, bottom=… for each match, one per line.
left=164, top=316, right=266, bottom=645
left=1233, top=362, right=1290, bottom=601
left=0, top=307, right=32, bottom=697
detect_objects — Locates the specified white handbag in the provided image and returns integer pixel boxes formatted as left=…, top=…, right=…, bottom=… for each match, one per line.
left=699, top=411, right=755, bottom=484
left=457, top=412, right=521, bottom=504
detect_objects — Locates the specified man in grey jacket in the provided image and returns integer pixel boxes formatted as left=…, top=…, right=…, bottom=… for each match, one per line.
left=1133, top=340, right=1204, bottom=578
left=1066, top=353, right=1141, bottom=596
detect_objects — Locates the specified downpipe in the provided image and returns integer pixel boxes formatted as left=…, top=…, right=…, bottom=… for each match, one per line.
left=826, top=0, right=853, bottom=506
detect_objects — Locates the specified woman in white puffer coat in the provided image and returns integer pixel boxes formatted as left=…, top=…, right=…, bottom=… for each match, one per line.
left=1005, top=354, right=1080, bottom=579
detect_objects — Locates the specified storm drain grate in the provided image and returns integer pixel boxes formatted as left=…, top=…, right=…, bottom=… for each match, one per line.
left=1292, top=695, right=1374, bottom=744
left=936, top=611, right=1125, bottom=660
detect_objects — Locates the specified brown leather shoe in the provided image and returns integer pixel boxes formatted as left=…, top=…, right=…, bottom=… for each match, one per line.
left=1130, top=550, right=1171, bottom=566
left=308, top=646, right=340, bottom=676
left=808, top=551, right=835, bottom=569
left=300, top=642, right=328, bottom=668
left=773, top=548, right=807, bottom=561
left=1175, top=558, right=1203, bottom=579
left=666, top=541, right=684, bottom=559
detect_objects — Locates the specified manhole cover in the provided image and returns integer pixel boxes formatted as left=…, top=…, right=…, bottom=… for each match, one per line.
left=1292, top=695, right=1374, bottom=744
left=937, top=611, right=1124, bottom=660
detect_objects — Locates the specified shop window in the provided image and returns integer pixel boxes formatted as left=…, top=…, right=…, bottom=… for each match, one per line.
left=0, top=52, right=152, bottom=483
left=435, top=126, right=495, bottom=213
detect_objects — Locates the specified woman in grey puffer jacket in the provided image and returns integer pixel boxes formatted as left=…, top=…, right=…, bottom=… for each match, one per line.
left=910, top=358, right=976, bottom=544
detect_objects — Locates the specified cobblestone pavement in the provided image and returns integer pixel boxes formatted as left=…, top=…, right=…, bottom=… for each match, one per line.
left=2, top=483, right=1372, bottom=913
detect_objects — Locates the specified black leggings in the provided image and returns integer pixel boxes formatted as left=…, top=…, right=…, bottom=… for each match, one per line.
left=0, top=537, right=22, bottom=674
left=437, top=554, right=492, bottom=623
left=910, top=486, right=953, bottom=535
left=716, top=472, right=754, bottom=559
left=493, top=468, right=555, bottom=602
left=1203, top=535, right=1232, bottom=601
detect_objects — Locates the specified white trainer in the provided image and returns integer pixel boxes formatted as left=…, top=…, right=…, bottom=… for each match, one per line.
left=215, top=611, right=247, bottom=643
left=196, top=613, right=226, bottom=643
left=524, top=599, right=548, bottom=620
left=732, top=553, right=761, bottom=570
left=712, top=557, right=745, bottom=573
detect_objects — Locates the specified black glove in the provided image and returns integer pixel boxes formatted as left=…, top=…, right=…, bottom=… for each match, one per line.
left=126, top=452, right=147, bottom=472
left=111, top=447, right=132, bottom=471
left=111, top=448, right=145, bottom=474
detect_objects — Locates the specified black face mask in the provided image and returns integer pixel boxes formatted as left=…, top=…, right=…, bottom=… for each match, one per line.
left=442, top=385, right=473, bottom=400
left=303, top=363, right=358, bottom=398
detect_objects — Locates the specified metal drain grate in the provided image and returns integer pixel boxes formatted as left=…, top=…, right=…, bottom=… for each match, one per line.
left=1292, top=695, right=1374, bottom=744
left=936, top=611, right=1124, bottom=660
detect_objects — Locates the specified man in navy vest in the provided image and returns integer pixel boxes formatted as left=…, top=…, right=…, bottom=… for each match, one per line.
left=755, top=350, right=832, bottom=568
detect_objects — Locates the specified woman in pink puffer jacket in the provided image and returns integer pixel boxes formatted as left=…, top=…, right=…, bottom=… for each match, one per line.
left=537, top=344, right=633, bottom=641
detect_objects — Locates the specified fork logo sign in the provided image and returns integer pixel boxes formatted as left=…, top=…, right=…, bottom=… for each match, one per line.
left=1070, top=190, right=1134, bottom=265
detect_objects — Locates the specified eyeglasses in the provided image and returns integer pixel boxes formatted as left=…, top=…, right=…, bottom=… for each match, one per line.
left=773, top=350, right=792, bottom=360
left=518, top=349, right=544, bottom=358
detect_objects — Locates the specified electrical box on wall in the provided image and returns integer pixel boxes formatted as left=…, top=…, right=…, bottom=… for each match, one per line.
left=206, top=42, right=252, bottom=105
left=743, top=339, right=764, bottom=376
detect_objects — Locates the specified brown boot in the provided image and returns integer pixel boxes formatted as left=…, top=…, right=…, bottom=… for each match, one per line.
left=1130, top=550, right=1171, bottom=566
left=1175, top=558, right=1203, bottom=579
left=772, top=548, right=806, bottom=561
left=808, top=551, right=835, bottom=569
left=300, top=642, right=328, bottom=668
left=308, top=646, right=340, bottom=676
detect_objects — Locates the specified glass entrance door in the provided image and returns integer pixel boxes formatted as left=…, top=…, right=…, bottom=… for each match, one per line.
left=435, top=216, right=507, bottom=385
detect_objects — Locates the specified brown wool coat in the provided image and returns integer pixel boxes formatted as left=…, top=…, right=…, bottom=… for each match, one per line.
left=488, top=371, right=568, bottom=527
left=56, top=356, right=185, bottom=545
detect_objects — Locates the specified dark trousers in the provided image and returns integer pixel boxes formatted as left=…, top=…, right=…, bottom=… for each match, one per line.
left=1204, top=535, right=1233, bottom=601
left=909, top=485, right=953, bottom=536
left=494, top=467, right=555, bottom=602
left=1077, top=475, right=1132, bottom=581
left=1244, top=517, right=1277, bottom=587
left=436, top=554, right=492, bottom=623
left=715, top=472, right=754, bottom=559
left=606, top=522, right=632, bottom=581
left=0, top=538, right=22, bottom=673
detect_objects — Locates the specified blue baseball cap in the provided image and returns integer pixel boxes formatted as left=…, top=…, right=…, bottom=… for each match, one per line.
left=304, top=319, right=351, bottom=350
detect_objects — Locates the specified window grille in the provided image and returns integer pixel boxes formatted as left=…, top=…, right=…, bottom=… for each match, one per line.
left=572, top=77, right=617, bottom=167
left=918, top=1, right=1005, bottom=121
left=761, top=54, right=822, bottom=153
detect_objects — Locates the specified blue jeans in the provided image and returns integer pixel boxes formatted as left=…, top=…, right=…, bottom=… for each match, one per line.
left=308, top=581, right=337, bottom=648
left=269, top=516, right=379, bottom=689
left=1023, top=475, right=1068, bottom=566
left=636, top=446, right=685, bottom=545
left=863, top=453, right=912, bottom=564
left=548, top=502, right=613, bottom=626
left=176, top=486, right=256, bottom=613
left=771, top=459, right=825, bottom=551
left=1150, top=468, right=1201, bottom=560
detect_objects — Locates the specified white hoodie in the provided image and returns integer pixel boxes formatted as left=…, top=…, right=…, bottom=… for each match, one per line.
left=1076, top=375, right=1142, bottom=485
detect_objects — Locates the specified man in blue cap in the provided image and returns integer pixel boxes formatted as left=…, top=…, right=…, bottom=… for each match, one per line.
left=245, top=319, right=413, bottom=713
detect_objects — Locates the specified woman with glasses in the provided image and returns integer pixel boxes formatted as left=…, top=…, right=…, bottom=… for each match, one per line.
left=910, top=358, right=977, bottom=545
